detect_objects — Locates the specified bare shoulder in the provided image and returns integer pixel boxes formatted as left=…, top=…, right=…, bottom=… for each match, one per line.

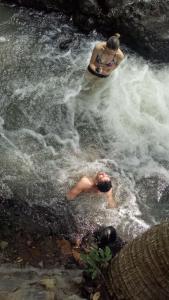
left=116, top=48, right=125, bottom=61
left=95, top=42, right=105, bottom=51
left=66, top=176, right=91, bottom=200
left=80, top=176, right=91, bottom=186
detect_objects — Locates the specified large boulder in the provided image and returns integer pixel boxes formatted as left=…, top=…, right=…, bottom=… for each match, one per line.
left=118, top=0, right=169, bottom=62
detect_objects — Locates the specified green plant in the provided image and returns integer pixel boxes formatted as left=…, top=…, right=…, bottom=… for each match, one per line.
left=81, top=246, right=112, bottom=280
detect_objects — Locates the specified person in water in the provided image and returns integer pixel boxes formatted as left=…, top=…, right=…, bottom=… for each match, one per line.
left=66, top=171, right=117, bottom=208
left=88, top=33, right=124, bottom=78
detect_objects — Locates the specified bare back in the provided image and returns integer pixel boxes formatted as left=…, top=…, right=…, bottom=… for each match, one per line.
left=66, top=176, right=97, bottom=200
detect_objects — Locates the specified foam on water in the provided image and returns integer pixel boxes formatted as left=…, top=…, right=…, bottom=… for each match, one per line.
left=0, top=4, right=169, bottom=238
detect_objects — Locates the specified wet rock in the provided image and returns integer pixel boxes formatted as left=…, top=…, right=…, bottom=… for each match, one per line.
left=3, top=0, right=169, bottom=62
left=52, top=0, right=76, bottom=14
left=59, top=38, right=73, bottom=50
left=37, top=126, right=47, bottom=136
left=160, top=185, right=169, bottom=204
left=136, top=175, right=169, bottom=224
left=0, top=197, right=81, bottom=268
left=0, top=197, right=77, bottom=239
left=78, top=0, right=100, bottom=16
left=103, top=0, right=119, bottom=9
left=73, top=13, right=96, bottom=33
left=118, top=0, right=169, bottom=62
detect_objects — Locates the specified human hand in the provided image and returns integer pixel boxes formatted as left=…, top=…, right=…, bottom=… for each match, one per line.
left=95, top=67, right=102, bottom=73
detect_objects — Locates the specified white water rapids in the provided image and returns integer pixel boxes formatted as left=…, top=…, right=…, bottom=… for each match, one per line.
left=0, top=4, right=169, bottom=240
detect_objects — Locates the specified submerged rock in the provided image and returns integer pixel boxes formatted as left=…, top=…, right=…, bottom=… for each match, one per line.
left=59, top=38, right=73, bottom=50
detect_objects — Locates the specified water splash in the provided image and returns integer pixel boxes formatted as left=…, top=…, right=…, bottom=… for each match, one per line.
left=0, top=3, right=169, bottom=238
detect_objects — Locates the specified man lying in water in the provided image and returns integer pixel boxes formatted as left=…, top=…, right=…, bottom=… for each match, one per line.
left=66, top=171, right=117, bottom=208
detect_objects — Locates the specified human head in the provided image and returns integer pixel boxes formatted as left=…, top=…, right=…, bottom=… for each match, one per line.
left=106, top=33, right=120, bottom=50
left=95, top=172, right=112, bottom=193
left=98, top=226, right=117, bottom=248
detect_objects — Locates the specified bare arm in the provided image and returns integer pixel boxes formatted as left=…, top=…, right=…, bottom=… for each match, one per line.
left=109, top=51, right=125, bottom=72
left=105, top=188, right=117, bottom=209
left=66, top=177, right=87, bottom=200
left=89, top=44, right=100, bottom=72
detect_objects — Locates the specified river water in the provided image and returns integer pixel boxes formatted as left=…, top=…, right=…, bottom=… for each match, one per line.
left=0, top=3, right=169, bottom=240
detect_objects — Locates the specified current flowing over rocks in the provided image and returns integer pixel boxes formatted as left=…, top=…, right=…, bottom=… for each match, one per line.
left=1, top=0, right=169, bottom=62
left=0, top=1, right=169, bottom=247
left=0, top=2, right=169, bottom=299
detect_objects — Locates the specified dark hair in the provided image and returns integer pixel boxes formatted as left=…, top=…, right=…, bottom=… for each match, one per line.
left=97, top=226, right=117, bottom=248
left=96, top=180, right=112, bottom=192
left=107, top=33, right=120, bottom=50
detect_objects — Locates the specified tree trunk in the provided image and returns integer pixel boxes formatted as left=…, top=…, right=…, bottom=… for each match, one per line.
left=106, top=222, right=169, bottom=300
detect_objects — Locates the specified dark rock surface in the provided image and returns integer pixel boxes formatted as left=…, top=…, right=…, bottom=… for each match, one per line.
left=136, top=176, right=169, bottom=224
left=1, top=0, right=169, bottom=62
left=0, top=197, right=80, bottom=267
left=0, top=197, right=77, bottom=239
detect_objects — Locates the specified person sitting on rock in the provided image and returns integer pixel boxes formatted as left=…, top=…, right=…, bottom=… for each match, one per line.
left=66, top=171, right=117, bottom=208
left=81, top=226, right=126, bottom=299
left=87, top=33, right=124, bottom=78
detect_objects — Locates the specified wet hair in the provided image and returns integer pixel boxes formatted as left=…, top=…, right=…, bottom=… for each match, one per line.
left=97, top=226, right=117, bottom=248
left=106, top=33, right=120, bottom=50
left=96, top=180, right=112, bottom=193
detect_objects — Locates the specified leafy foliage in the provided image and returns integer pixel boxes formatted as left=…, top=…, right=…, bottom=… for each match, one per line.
left=81, top=246, right=112, bottom=280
